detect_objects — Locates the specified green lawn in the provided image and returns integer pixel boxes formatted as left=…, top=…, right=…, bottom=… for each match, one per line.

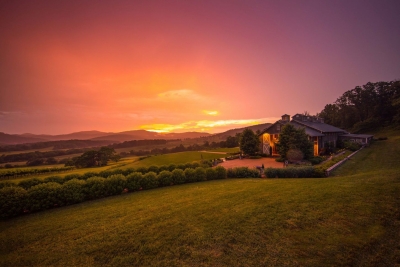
left=1, top=129, right=399, bottom=266
left=123, top=151, right=226, bottom=168
left=205, top=147, right=240, bottom=153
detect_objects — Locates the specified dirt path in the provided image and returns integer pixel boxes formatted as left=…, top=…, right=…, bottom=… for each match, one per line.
left=218, top=158, right=284, bottom=169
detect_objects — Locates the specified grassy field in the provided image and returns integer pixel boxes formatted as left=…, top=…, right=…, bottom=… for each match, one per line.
left=1, top=129, right=399, bottom=266
left=123, top=151, right=227, bottom=168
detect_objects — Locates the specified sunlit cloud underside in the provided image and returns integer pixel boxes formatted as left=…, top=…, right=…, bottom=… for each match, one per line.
left=140, top=117, right=279, bottom=133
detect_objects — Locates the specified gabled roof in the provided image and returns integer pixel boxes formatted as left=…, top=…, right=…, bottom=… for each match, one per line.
left=292, top=119, right=347, bottom=133
left=290, top=121, right=324, bottom=137
left=259, top=120, right=289, bottom=135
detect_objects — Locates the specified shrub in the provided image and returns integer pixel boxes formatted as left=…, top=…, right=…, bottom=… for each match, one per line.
left=82, top=171, right=99, bottom=180
left=158, top=165, right=169, bottom=172
left=205, top=168, right=217, bottom=180
left=265, top=167, right=315, bottom=178
left=176, top=164, right=186, bottom=170
left=141, top=172, right=158, bottom=189
left=148, top=165, right=159, bottom=174
left=171, top=169, right=185, bottom=185
left=167, top=164, right=176, bottom=171
left=27, top=182, right=63, bottom=212
left=191, top=162, right=201, bottom=169
left=214, top=166, right=227, bottom=179
left=184, top=168, right=196, bottom=183
left=18, top=178, right=44, bottom=190
left=0, top=182, right=16, bottom=189
left=275, top=157, right=284, bottom=162
left=85, top=177, right=108, bottom=200
left=44, top=176, right=64, bottom=184
left=227, top=167, right=260, bottom=178
left=309, top=156, right=324, bottom=165
left=59, top=179, right=86, bottom=205
left=193, top=167, right=207, bottom=182
left=343, top=141, right=362, bottom=152
left=0, top=186, right=27, bottom=218
left=98, top=170, right=113, bottom=178
left=136, top=166, right=148, bottom=174
left=157, top=171, right=173, bottom=187
left=122, top=168, right=136, bottom=176
left=105, top=174, right=127, bottom=195
left=63, top=174, right=82, bottom=182
left=126, top=172, right=143, bottom=191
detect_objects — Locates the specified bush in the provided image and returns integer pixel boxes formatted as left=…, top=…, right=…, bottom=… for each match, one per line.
left=227, top=167, right=260, bottom=178
left=105, top=174, right=127, bottom=195
left=309, top=156, right=324, bottom=165
left=85, top=177, right=108, bottom=200
left=275, top=157, right=284, bottom=162
left=184, top=168, right=196, bottom=183
left=18, top=178, right=44, bottom=190
left=59, top=179, right=86, bottom=205
left=63, top=174, right=82, bottom=182
left=136, top=167, right=148, bottom=174
left=264, top=167, right=315, bottom=178
left=205, top=168, right=217, bottom=180
left=193, top=167, right=207, bottom=182
left=126, top=172, right=143, bottom=191
left=148, top=165, right=159, bottom=174
left=0, top=186, right=27, bottom=218
left=343, top=141, right=362, bottom=152
left=82, top=171, right=99, bottom=180
left=167, top=164, right=176, bottom=171
left=98, top=170, right=113, bottom=178
left=44, top=176, right=64, bottom=184
left=141, top=172, right=158, bottom=189
left=27, top=182, right=63, bottom=212
left=214, top=166, right=227, bottom=179
left=176, top=164, right=186, bottom=170
left=122, top=168, right=136, bottom=176
left=157, top=171, right=173, bottom=187
left=171, top=169, right=185, bottom=185
left=158, top=165, right=169, bottom=172
left=0, top=182, right=16, bottom=189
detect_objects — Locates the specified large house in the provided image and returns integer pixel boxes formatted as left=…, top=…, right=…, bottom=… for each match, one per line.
left=259, top=114, right=373, bottom=156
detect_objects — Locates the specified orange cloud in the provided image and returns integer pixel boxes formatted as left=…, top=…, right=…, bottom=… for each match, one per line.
left=139, top=117, right=278, bottom=133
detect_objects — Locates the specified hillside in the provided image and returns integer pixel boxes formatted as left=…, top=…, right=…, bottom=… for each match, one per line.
left=0, top=129, right=399, bottom=266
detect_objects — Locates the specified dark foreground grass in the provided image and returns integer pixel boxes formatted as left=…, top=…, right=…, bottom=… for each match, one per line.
left=1, top=131, right=399, bottom=266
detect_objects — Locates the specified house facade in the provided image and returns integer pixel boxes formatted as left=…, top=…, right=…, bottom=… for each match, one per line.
left=259, top=114, right=373, bottom=156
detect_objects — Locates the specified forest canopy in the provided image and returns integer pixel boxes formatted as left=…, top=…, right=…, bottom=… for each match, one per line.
left=317, top=80, right=400, bottom=132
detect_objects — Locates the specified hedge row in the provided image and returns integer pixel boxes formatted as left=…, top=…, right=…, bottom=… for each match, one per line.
left=0, top=166, right=75, bottom=180
left=227, top=167, right=260, bottom=178
left=264, top=167, right=317, bottom=178
left=0, top=162, right=212, bottom=190
left=0, top=166, right=227, bottom=218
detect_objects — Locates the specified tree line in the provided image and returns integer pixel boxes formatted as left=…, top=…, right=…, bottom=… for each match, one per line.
left=317, top=80, right=400, bottom=132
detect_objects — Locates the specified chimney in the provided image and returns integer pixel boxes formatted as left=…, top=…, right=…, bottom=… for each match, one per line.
left=281, top=114, right=290, bottom=122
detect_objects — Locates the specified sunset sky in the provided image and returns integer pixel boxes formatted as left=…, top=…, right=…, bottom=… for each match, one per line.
left=1, top=0, right=399, bottom=135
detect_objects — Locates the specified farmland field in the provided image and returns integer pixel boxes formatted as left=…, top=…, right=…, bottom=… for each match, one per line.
left=1, top=129, right=399, bottom=266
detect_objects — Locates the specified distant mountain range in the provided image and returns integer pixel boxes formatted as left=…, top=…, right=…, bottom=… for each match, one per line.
left=0, top=123, right=271, bottom=146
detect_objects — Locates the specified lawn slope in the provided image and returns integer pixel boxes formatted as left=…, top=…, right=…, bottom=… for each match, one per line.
left=0, top=130, right=399, bottom=266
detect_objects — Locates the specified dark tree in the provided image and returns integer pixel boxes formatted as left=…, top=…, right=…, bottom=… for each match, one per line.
left=276, top=124, right=313, bottom=160
left=239, top=128, right=260, bottom=155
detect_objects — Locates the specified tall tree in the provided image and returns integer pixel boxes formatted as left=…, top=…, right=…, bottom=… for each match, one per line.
left=239, top=129, right=260, bottom=155
left=277, top=124, right=313, bottom=160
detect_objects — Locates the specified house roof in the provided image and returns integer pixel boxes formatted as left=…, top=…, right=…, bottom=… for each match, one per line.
left=290, top=121, right=325, bottom=137
left=292, top=119, right=347, bottom=133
